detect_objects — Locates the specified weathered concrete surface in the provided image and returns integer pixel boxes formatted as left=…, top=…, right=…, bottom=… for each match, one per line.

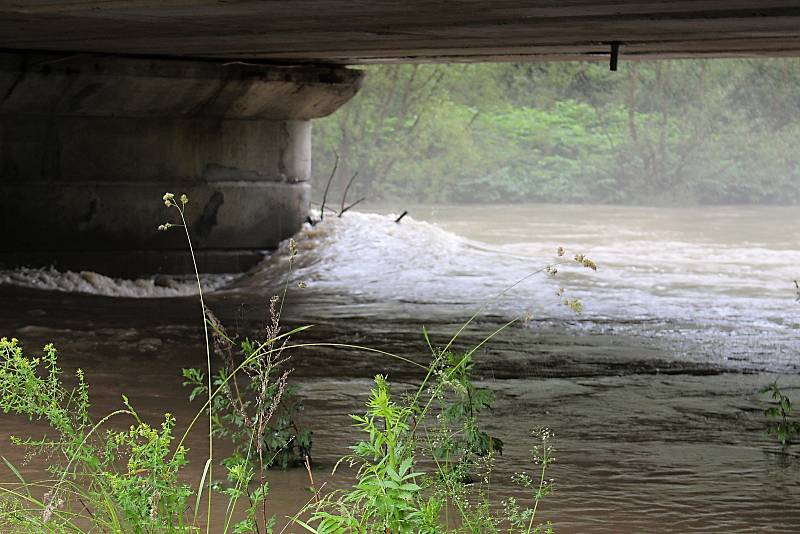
left=1, top=1, right=799, bottom=63
left=0, top=53, right=363, bottom=275
left=0, top=53, right=362, bottom=119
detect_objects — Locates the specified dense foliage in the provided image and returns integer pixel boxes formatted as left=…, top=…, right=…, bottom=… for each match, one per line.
left=0, top=337, right=193, bottom=533
left=313, top=60, right=800, bottom=205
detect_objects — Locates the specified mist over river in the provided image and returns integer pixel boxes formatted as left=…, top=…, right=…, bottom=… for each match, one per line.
left=1, top=204, right=799, bottom=532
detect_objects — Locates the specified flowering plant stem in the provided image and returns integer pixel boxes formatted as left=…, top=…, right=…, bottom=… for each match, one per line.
left=161, top=192, right=213, bottom=532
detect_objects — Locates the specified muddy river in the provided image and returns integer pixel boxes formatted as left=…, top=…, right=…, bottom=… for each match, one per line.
left=1, top=204, right=799, bottom=532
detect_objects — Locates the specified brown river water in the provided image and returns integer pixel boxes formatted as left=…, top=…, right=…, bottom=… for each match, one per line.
left=1, top=204, right=799, bottom=532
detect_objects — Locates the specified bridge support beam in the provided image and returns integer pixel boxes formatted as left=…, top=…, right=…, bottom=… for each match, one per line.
left=0, top=53, right=362, bottom=275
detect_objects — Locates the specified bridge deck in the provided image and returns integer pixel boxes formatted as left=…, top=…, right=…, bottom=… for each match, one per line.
left=2, top=1, right=800, bottom=64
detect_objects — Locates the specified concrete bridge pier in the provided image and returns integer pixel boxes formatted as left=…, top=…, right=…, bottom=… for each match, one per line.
left=0, top=53, right=362, bottom=276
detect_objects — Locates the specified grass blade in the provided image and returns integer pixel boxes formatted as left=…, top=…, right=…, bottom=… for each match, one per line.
left=2, top=456, right=29, bottom=496
left=194, top=458, right=212, bottom=524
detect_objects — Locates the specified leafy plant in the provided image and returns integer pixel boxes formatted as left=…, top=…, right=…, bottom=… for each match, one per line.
left=295, top=249, right=597, bottom=533
left=298, top=372, right=557, bottom=534
left=165, top=192, right=311, bottom=533
left=166, top=190, right=311, bottom=532
left=429, top=349, right=503, bottom=483
left=761, top=380, right=800, bottom=446
left=303, top=375, right=439, bottom=534
left=181, top=302, right=312, bottom=532
left=0, top=337, right=193, bottom=533
left=186, top=300, right=311, bottom=467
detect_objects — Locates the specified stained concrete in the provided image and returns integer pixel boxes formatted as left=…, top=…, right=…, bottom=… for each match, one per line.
left=0, top=53, right=363, bottom=275
left=1, top=2, right=799, bottom=63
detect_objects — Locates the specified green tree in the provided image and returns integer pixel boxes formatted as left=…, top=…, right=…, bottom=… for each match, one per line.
left=313, top=59, right=800, bottom=205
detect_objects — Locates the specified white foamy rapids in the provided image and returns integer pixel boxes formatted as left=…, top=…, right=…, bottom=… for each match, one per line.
left=224, top=206, right=800, bottom=372
left=238, top=207, right=800, bottom=325
left=0, top=267, right=236, bottom=298
left=228, top=211, right=577, bottom=318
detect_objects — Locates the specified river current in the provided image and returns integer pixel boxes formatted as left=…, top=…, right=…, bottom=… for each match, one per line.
left=1, top=204, right=798, bottom=532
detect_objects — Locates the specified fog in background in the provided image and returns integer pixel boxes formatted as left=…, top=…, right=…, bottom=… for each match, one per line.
left=312, top=60, right=800, bottom=206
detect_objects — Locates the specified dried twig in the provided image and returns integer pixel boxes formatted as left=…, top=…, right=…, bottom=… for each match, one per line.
left=338, top=197, right=366, bottom=217
left=319, top=152, right=338, bottom=222
left=339, top=171, right=359, bottom=214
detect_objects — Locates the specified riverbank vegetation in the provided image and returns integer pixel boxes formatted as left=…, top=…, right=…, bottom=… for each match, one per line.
left=0, top=337, right=194, bottom=532
left=0, top=335, right=557, bottom=533
left=313, top=60, right=800, bottom=205
left=761, top=380, right=800, bottom=447
left=0, top=295, right=570, bottom=532
left=0, top=193, right=596, bottom=532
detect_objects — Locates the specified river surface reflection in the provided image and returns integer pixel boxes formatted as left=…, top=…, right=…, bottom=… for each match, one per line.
left=1, top=204, right=798, bottom=532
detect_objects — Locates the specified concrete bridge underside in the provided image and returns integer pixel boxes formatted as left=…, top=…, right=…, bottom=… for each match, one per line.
left=1, top=1, right=798, bottom=275
left=3, top=1, right=800, bottom=62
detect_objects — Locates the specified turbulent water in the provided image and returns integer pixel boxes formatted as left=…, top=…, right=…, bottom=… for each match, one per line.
left=1, top=204, right=799, bottom=532
left=0, top=266, right=235, bottom=297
